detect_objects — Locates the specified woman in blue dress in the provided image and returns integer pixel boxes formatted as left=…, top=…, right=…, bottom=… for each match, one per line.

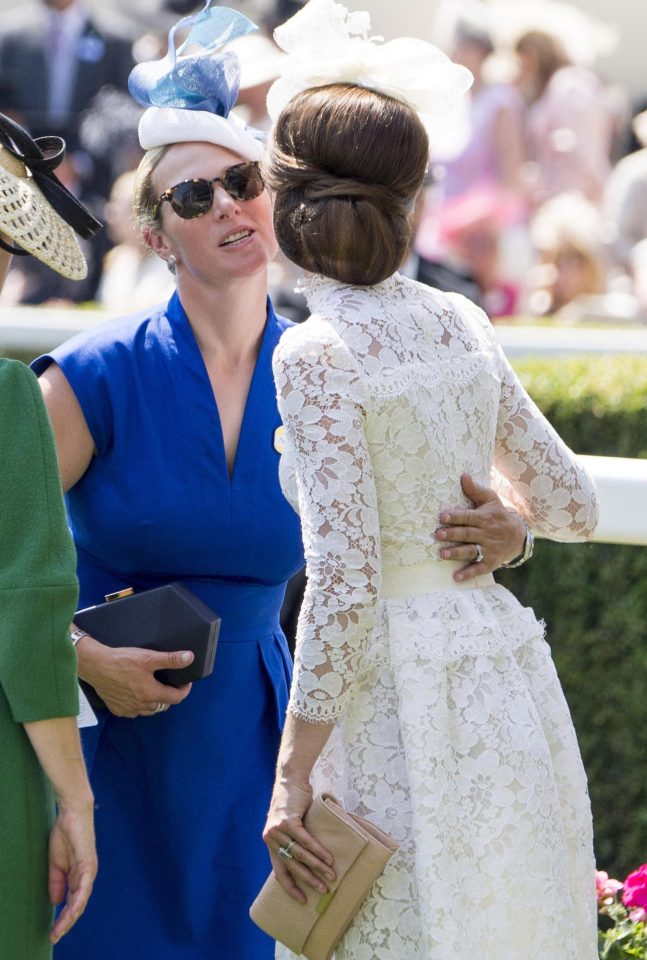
left=32, top=7, right=304, bottom=959
left=32, top=5, right=530, bottom=957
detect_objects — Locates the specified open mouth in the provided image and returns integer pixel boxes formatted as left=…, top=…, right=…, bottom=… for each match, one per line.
left=220, top=229, right=253, bottom=247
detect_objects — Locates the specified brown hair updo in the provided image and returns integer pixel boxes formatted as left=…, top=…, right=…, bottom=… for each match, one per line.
left=264, top=83, right=429, bottom=286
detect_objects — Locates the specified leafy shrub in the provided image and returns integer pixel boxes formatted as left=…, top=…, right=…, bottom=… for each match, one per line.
left=499, top=354, right=647, bottom=877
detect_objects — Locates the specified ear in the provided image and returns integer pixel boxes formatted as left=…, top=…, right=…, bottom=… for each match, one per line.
left=145, top=224, right=173, bottom=263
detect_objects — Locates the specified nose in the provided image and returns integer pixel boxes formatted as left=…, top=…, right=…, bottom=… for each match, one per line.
left=211, top=184, right=241, bottom=218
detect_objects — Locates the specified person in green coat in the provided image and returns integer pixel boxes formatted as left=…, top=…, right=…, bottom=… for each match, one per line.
left=0, top=112, right=101, bottom=958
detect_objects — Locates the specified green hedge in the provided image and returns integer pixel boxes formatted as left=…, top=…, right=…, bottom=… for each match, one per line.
left=499, top=354, right=647, bottom=878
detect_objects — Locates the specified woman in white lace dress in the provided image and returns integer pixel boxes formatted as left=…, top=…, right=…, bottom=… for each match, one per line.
left=261, top=4, right=599, bottom=958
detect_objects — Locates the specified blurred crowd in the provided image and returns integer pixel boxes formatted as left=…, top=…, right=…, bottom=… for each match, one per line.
left=1, top=0, right=647, bottom=325
left=411, top=0, right=647, bottom=325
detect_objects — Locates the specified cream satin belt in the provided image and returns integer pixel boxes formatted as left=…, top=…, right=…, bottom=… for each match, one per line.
left=380, top=559, right=495, bottom=600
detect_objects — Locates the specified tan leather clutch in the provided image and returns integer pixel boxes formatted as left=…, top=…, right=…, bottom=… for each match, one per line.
left=250, top=793, right=399, bottom=960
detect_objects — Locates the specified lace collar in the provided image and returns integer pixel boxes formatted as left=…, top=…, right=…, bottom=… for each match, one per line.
left=296, top=271, right=403, bottom=311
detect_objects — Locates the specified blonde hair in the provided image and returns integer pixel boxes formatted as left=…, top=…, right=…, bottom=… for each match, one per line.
left=132, top=145, right=172, bottom=232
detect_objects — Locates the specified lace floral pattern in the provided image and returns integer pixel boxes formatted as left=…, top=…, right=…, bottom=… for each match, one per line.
left=273, top=273, right=598, bottom=959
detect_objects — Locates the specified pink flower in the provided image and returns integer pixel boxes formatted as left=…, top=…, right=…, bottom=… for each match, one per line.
left=629, top=907, right=647, bottom=924
left=596, top=870, right=623, bottom=902
left=622, top=865, right=647, bottom=911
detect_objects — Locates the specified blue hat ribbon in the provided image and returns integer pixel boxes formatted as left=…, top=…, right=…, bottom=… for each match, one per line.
left=128, top=2, right=257, bottom=117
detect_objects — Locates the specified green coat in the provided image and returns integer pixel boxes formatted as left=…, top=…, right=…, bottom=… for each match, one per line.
left=0, top=359, right=80, bottom=960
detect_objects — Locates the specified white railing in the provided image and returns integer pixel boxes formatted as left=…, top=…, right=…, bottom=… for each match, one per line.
left=0, top=305, right=112, bottom=353
left=1, top=309, right=646, bottom=545
left=577, top=456, right=647, bottom=546
left=495, top=324, right=647, bottom=358
left=2, top=310, right=647, bottom=356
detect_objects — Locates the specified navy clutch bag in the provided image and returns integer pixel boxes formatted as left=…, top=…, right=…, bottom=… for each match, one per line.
left=75, top=582, right=220, bottom=711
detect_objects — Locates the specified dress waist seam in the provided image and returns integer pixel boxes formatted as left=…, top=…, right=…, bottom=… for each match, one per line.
left=381, top=560, right=495, bottom=599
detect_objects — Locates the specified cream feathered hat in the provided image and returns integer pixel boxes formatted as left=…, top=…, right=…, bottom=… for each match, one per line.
left=129, top=1, right=265, bottom=161
left=266, top=0, right=474, bottom=145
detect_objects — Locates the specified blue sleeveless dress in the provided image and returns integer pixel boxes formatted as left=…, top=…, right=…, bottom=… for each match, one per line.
left=32, top=293, right=304, bottom=960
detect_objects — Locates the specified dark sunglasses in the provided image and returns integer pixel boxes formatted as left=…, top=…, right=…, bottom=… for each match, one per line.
left=152, top=161, right=264, bottom=220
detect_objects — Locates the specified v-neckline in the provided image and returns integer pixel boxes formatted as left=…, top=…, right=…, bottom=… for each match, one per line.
left=172, top=295, right=275, bottom=486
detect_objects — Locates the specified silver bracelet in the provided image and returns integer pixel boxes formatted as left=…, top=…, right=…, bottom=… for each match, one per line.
left=501, top=515, right=535, bottom=569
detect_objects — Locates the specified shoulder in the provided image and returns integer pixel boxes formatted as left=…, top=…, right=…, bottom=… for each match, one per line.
left=444, top=291, right=491, bottom=327
left=0, top=358, right=42, bottom=412
left=274, top=314, right=352, bottom=369
left=0, top=357, right=35, bottom=390
left=442, top=292, right=499, bottom=353
left=31, top=300, right=171, bottom=377
left=273, top=316, right=368, bottom=406
left=0, top=360, right=51, bottom=449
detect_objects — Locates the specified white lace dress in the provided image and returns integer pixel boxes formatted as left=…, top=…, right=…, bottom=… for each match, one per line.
left=273, top=273, right=599, bottom=960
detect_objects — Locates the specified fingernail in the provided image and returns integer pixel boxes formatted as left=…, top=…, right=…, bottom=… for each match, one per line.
left=437, top=530, right=446, bottom=540
left=319, top=883, right=327, bottom=893
left=326, top=871, right=335, bottom=881
left=181, top=652, right=192, bottom=663
left=441, top=549, right=449, bottom=559
left=455, top=574, right=463, bottom=582
left=440, top=513, right=450, bottom=523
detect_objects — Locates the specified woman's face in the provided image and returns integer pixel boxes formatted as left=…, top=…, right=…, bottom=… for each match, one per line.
left=149, top=141, right=277, bottom=286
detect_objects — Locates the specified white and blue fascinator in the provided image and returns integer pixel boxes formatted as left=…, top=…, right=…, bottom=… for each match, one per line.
left=267, top=0, right=474, bottom=144
left=129, top=1, right=265, bottom=161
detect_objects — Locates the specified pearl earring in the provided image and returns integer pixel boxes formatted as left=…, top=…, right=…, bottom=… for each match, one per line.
left=167, top=255, right=177, bottom=275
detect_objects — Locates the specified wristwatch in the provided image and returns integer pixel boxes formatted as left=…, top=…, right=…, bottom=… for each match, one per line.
left=501, top=516, right=535, bottom=568
left=70, top=628, right=89, bottom=648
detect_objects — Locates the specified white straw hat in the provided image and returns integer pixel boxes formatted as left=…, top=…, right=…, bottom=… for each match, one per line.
left=138, top=106, right=265, bottom=161
left=0, top=145, right=88, bottom=280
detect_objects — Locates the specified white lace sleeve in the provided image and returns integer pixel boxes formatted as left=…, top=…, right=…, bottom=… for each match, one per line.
left=450, top=294, right=599, bottom=541
left=273, top=318, right=381, bottom=725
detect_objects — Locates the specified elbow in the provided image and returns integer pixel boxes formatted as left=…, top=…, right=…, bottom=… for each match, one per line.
left=580, top=487, right=600, bottom=542
left=559, top=484, right=600, bottom=543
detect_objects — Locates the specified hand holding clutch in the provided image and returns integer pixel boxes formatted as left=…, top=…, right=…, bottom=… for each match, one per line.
left=74, top=583, right=220, bottom=715
left=77, top=642, right=196, bottom=718
left=250, top=794, right=398, bottom=960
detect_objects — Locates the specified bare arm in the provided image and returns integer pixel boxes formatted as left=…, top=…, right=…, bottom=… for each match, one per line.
left=263, top=712, right=336, bottom=903
left=38, top=365, right=195, bottom=717
left=38, top=363, right=95, bottom=492
left=23, top=717, right=96, bottom=944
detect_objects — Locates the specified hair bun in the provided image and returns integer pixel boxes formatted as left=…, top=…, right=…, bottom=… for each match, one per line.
left=266, top=83, right=428, bottom=285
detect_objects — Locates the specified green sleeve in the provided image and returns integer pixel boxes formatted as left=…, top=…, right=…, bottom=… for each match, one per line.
left=0, top=360, right=80, bottom=722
